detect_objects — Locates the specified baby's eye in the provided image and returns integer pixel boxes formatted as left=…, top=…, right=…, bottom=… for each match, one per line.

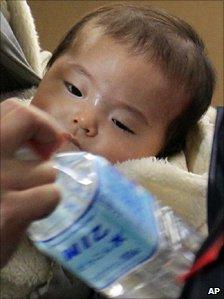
left=112, top=118, right=134, bottom=134
left=65, top=82, right=82, bottom=97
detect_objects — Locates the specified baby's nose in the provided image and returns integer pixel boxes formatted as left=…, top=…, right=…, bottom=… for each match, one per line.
left=73, top=112, right=97, bottom=137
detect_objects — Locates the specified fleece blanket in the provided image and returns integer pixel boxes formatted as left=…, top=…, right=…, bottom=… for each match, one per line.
left=0, top=1, right=216, bottom=298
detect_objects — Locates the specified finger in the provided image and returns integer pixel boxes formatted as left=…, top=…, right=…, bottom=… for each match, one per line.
left=1, top=102, right=67, bottom=158
left=0, top=98, right=21, bottom=119
left=2, top=159, right=58, bottom=190
left=0, top=183, right=60, bottom=268
left=2, top=184, right=61, bottom=225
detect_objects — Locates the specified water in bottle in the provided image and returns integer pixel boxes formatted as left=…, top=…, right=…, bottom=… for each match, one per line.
left=27, top=151, right=202, bottom=298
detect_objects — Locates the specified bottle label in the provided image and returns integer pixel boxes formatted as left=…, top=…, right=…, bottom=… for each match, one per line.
left=34, top=158, right=159, bottom=290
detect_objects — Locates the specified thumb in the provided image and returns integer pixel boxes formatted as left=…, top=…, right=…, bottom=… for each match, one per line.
left=1, top=100, right=67, bottom=159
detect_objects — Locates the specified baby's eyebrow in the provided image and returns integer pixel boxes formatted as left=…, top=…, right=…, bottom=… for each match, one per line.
left=69, top=62, right=94, bottom=82
left=116, top=100, right=149, bottom=125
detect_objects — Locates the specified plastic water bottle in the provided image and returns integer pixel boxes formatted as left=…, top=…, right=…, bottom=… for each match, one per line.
left=26, top=152, right=202, bottom=298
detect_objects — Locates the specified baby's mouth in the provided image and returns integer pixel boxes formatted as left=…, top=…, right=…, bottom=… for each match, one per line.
left=69, top=134, right=81, bottom=149
left=56, top=134, right=81, bottom=153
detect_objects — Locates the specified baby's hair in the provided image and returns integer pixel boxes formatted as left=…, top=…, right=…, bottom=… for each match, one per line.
left=47, top=4, right=216, bottom=157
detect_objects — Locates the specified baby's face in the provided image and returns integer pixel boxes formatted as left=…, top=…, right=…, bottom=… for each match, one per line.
left=32, top=34, right=183, bottom=163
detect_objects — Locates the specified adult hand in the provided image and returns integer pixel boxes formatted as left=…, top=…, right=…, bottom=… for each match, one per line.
left=0, top=99, right=66, bottom=268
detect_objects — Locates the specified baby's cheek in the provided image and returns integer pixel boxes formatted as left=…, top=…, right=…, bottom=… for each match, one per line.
left=148, top=128, right=167, bottom=155
left=105, top=141, right=137, bottom=163
left=86, top=139, right=121, bottom=163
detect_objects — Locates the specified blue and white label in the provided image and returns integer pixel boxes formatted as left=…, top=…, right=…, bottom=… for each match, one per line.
left=34, top=157, right=159, bottom=290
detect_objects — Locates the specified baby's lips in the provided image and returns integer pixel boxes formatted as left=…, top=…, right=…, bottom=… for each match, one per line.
left=27, top=132, right=71, bottom=160
left=60, top=132, right=72, bottom=145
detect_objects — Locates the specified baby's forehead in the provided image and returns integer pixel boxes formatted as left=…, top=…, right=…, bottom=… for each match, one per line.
left=70, top=21, right=105, bottom=53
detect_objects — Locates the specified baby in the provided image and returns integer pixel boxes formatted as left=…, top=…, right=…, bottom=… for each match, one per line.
left=32, top=4, right=215, bottom=163
left=1, top=4, right=216, bottom=299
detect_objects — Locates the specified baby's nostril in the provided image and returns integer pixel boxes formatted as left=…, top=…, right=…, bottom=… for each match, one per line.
left=73, top=119, right=78, bottom=123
